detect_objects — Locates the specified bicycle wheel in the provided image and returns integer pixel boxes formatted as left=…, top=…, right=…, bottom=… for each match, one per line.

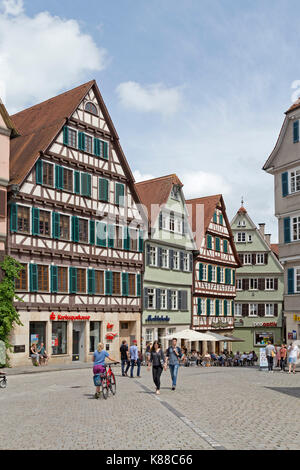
left=0, top=378, right=7, bottom=388
left=109, top=372, right=116, bottom=395
left=102, top=378, right=108, bottom=400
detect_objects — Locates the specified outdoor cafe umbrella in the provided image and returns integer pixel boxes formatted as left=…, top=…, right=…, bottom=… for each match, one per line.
left=162, top=328, right=219, bottom=342
left=222, top=334, right=245, bottom=342
left=207, top=332, right=245, bottom=342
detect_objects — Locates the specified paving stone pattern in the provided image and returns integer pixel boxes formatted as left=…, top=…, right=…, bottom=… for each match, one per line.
left=0, top=365, right=299, bottom=450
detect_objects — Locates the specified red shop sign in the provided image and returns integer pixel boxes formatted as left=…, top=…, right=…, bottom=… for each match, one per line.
left=50, top=312, right=90, bottom=321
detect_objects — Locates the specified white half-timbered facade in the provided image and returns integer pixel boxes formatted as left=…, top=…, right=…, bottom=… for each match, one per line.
left=187, top=195, right=241, bottom=353
left=6, top=81, right=145, bottom=366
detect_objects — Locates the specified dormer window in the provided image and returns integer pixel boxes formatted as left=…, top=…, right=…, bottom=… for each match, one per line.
left=171, top=185, right=180, bottom=200
left=85, top=102, right=98, bottom=116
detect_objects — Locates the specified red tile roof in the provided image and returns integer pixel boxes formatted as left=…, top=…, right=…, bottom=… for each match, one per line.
left=135, top=174, right=183, bottom=226
left=186, top=194, right=222, bottom=235
left=9, top=80, right=95, bottom=185
left=237, top=206, right=247, bottom=214
left=286, top=98, right=300, bottom=114
left=271, top=243, right=279, bottom=258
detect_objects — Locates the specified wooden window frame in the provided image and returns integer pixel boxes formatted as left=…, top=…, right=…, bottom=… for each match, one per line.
left=39, top=209, right=51, bottom=237
left=77, top=268, right=86, bottom=293
left=37, top=265, right=49, bottom=292
left=57, top=267, right=68, bottom=293
left=15, top=264, right=28, bottom=291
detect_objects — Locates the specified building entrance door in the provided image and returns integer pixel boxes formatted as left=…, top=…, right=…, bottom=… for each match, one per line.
left=72, top=322, right=85, bottom=361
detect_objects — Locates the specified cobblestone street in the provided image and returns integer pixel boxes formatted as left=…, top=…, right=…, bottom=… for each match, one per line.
left=0, top=365, right=299, bottom=450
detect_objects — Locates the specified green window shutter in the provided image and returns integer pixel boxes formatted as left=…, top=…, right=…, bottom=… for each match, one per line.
left=216, top=237, right=220, bottom=252
left=293, top=120, right=299, bottom=143
left=213, top=212, right=217, bottom=223
left=10, top=203, right=17, bottom=233
left=231, top=301, right=234, bottom=316
left=219, top=214, right=223, bottom=225
left=123, top=226, right=130, bottom=250
left=105, top=271, right=112, bottom=295
left=288, top=268, right=294, bottom=294
left=96, top=222, right=107, bottom=247
left=50, top=265, right=58, bottom=293
left=207, top=299, right=210, bottom=316
left=225, top=268, right=230, bottom=285
left=29, top=264, right=38, bottom=292
left=94, top=138, right=100, bottom=156
left=232, top=270, right=235, bottom=286
left=71, top=216, right=79, bottom=242
left=88, top=269, right=95, bottom=295
left=207, top=265, right=212, bottom=282
left=115, top=183, right=125, bottom=206
left=74, top=171, right=80, bottom=194
left=63, top=126, right=69, bottom=146
left=136, top=274, right=141, bottom=297
left=216, top=299, right=220, bottom=316
left=217, top=266, right=221, bottom=283
left=108, top=224, right=115, bottom=248
left=35, top=160, right=43, bottom=185
left=207, top=235, right=212, bottom=249
left=103, top=141, right=108, bottom=159
left=32, top=207, right=40, bottom=236
left=122, top=272, right=129, bottom=297
left=69, top=267, right=77, bottom=294
left=199, top=263, right=203, bottom=280
left=281, top=172, right=289, bottom=197
left=99, top=178, right=108, bottom=201
left=55, top=165, right=63, bottom=190
left=138, top=230, right=144, bottom=252
left=81, top=173, right=91, bottom=197
left=224, top=300, right=227, bottom=317
left=223, top=239, right=228, bottom=253
left=89, top=220, right=95, bottom=245
left=78, top=132, right=85, bottom=151
left=284, top=217, right=291, bottom=243
left=52, top=212, right=60, bottom=239
left=197, top=297, right=202, bottom=315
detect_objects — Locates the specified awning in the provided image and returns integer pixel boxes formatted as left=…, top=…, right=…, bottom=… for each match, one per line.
left=222, top=335, right=245, bottom=342
left=162, top=329, right=219, bottom=342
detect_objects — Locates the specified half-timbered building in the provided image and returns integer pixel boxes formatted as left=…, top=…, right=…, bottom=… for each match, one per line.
left=5, top=80, right=145, bottom=366
left=186, top=195, right=241, bottom=354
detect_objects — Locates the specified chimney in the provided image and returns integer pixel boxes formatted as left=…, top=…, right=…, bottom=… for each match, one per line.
left=264, top=233, right=271, bottom=246
left=258, top=223, right=265, bottom=237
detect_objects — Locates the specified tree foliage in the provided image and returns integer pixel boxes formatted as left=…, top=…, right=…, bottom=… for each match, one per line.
left=0, top=256, right=23, bottom=360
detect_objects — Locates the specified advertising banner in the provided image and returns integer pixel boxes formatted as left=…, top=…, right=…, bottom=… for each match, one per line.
left=259, top=347, right=268, bottom=370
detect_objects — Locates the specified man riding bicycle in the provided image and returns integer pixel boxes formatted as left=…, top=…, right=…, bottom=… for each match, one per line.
left=93, top=342, right=118, bottom=399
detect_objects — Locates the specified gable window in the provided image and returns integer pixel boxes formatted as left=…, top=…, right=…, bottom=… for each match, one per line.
left=265, top=278, right=274, bottom=290
left=43, top=162, right=54, bottom=186
left=237, top=232, right=246, bottom=242
left=115, top=183, right=125, bottom=206
left=169, top=212, right=175, bottom=232
left=15, top=264, right=27, bottom=291
left=85, top=102, right=98, bottom=115
left=175, top=216, right=182, bottom=233
left=243, top=254, right=252, bottom=265
left=39, top=210, right=51, bottom=237
left=68, top=128, right=77, bottom=148
left=171, top=185, right=180, bottom=200
left=162, top=213, right=168, bottom=230
left=256, top=253, right=265, bottom=264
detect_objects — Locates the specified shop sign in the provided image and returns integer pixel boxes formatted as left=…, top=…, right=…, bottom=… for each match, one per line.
left=293, top=314, right=300, bottom=322
left=50, top=313, right=90, bottom=321
left=14, top=345, right=25, bottom=353
left=253, top=322, right=277, bottom=328
left=146, top=315, right=170, bottom=322
left=259, top=347, right=268, bottom=369
left=288, top=331, right=297, bottom=340
left=106, top=333, right=118, bottom=340
left=107, top=323, right=114, bottom=329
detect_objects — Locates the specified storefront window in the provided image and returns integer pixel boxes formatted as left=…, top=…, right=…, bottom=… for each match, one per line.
left=52, top=321, right=67, bottom=355
left=254, top=331, right=274, bottom=346
left=29, top=322, right=46, bottom=353
left=89, top=321, right=101, bottom=352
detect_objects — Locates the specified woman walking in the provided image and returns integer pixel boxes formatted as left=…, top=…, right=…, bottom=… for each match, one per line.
left=147, top=340, right=166, bottom=395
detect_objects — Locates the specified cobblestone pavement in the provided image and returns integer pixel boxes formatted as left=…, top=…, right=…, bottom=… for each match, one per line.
left=0, top=365, right=299, bottom=450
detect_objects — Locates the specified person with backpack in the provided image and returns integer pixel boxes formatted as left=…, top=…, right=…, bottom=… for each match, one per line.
left=147, top=340, right=166, bottom=394
left=166, top=338, right=183, bottom=391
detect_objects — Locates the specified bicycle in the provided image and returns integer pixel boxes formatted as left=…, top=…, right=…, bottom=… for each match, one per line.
left=0, top=372, right=7, bottom=389
left=101, top=362, right=117, bottom=399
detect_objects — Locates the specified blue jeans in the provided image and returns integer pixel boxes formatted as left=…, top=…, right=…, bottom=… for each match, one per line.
left=169, top=364, right=179, bottom=387
left=121, top=359, right=130, bottom=376
left=130, top=359, right=141, bottom=377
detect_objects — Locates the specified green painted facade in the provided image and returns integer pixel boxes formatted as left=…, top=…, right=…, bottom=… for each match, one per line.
left=142, top=183, right=195, bottom=347
left=230, top=207, right=284, bottom=354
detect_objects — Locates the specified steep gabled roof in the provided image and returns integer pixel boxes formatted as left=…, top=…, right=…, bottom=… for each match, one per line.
left=135, top=174, right=183, bottom=227
left=186, top=194, right=241, bottom=266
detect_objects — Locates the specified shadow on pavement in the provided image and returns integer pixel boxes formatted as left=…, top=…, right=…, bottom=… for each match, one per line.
left=265, top=387, right=300, bottom=398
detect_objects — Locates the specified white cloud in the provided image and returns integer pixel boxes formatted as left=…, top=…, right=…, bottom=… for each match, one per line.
left=132, top=170, right=155, bottom=182
left=0, top=0, right=108, bottom=112
left=116, top=81, right=182, bottom=116
left=180, top=170, right=231, bottom=199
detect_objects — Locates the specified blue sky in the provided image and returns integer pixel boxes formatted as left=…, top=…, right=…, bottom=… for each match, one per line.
left=1, top=0, right=300, bottom=240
